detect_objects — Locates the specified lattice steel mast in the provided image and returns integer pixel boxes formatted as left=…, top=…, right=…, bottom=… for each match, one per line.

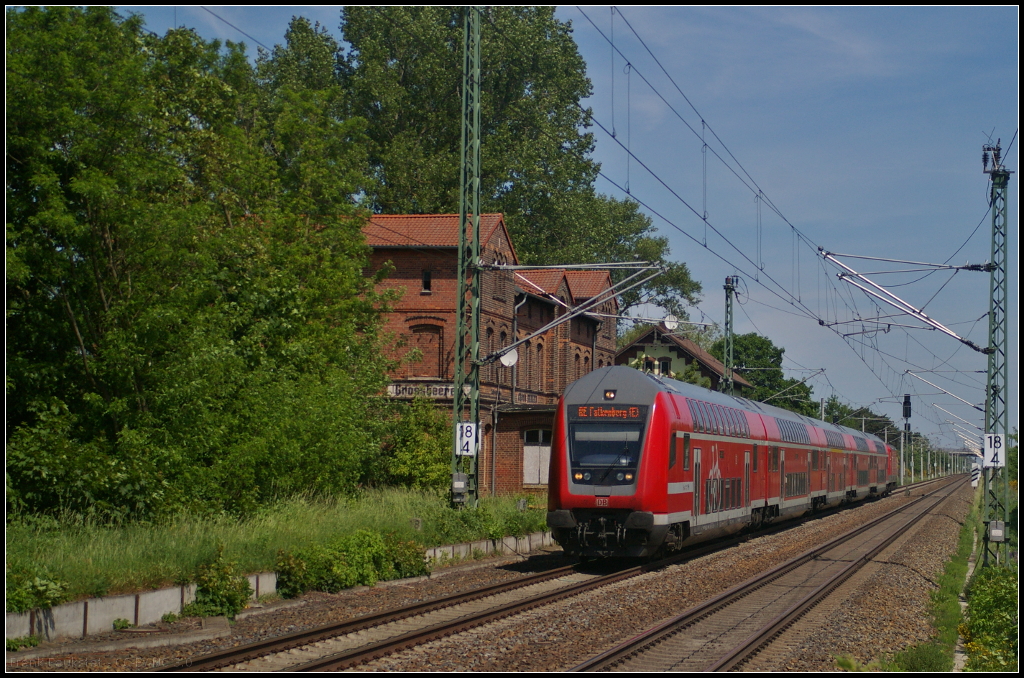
left=452, top=7, right=482, bottom=507
left=722, top=276, right=736, bottom=396
left=982, top=141, right=1011, bottom=565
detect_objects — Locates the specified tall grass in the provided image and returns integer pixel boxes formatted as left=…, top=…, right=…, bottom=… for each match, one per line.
left=5, top=489, right=547, bottom=603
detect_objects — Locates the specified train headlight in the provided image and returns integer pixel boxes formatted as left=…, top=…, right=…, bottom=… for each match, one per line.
left=583, top=472, right=592, bottom=481
left=574, top=472, right=583, bottom=481
left=616, top=472, right=624, bottom=481
left=625, top=473, right=634, bottom=481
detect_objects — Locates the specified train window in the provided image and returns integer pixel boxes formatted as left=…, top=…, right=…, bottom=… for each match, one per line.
left=714, top=405, right=726, bottom=435
left=703, top=402, right=719, bottom=435
left=708, top=403, right=721, bottom=435
left=726, top=408, right=738, bottom=437
left=670, top=434, right=677, bottom=469
left=696, top=402, right=707, bottom=433
left=752, top=445, right=758, bottom=472
left=683, top=433, right=691, bottom=471
left=687, top=401, right=700, bottom=432
left=568, top=421, right=645, bottom=485
left=696, top=401, right=710, bottom=433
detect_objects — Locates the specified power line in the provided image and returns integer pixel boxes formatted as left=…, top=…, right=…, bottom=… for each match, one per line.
left=199, top=6, right=273, bottom=52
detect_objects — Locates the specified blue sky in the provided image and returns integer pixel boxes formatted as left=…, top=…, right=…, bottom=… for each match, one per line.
left=117, top=6, right=1018, bottom=451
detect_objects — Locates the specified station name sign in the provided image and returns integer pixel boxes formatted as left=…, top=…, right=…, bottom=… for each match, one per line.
left=387, top=382, right=455, bottom=399
left=571, top=405, right=646, bottom=421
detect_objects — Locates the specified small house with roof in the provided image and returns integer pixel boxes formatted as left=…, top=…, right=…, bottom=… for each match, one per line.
left=615, top=324, right=753, bottom=394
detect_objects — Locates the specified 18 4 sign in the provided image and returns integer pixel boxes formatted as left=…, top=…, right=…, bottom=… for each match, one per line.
left=984, top=433, right=1005, bottom=468
left=456, top=423, right=479, bottom=457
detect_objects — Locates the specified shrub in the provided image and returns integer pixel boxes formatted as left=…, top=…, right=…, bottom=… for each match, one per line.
left=181, top=548, right=253, bottom=618
left=6, top=636, right=40, bottom=652
left=961, top=566, right=1018, bottom=672
left=376, top=398, right=453, bottom=491
left=275, top=529, right=427, bottom=598
left=5, top=564, right=69, bottom=613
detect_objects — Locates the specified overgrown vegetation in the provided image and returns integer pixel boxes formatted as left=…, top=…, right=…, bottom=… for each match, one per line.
left=960, top=566, right=1018, bottom=671
left=276, top=530, right=428, bottom=598
left=180, top=549, right=254, bottom=618
left=6, top=635, right=40, bottom=652
left=5, top=563, right=70, bottom=614
left=5, top=490, right=546, bottom=610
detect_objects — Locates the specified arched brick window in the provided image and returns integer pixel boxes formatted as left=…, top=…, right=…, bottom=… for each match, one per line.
left=521, top=339, right=532, bottom=390
left=536, top=342, right=544, bottom=392
left=485, top=326, right=495, bottom=382
left=499, top=331, right=508, bottom=385
left=410, top=325, right=442, bottom=378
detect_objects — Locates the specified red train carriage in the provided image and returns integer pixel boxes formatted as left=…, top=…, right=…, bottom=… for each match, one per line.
left=547, top=366, right=897, bottom=559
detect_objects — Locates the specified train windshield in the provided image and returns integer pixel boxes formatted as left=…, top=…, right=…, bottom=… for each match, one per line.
left=568, top=422, right=645, bottom=485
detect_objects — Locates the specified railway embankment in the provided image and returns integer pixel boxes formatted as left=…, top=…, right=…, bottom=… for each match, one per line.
left=4, top=530, right=555, bottom=663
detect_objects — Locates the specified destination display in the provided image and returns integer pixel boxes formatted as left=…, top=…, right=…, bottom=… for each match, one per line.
left=570, top=405, right=646, bottom=421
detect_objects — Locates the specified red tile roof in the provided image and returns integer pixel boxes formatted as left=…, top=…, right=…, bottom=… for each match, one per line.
left=516, top=270, right=568, bottom=297
left=565, top=270, right=613, bottom=301
left=362, top=213, right=507, bottom=248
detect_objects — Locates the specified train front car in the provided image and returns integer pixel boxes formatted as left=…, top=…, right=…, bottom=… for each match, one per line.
left=547, top=367, right=669, bottom=559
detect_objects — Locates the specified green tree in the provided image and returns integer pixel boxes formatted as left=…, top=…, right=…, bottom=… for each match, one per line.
left=375, top=398, right=453, bottom=491
left=338, top=6, right=700, bottom=319
left=710, top=333, right=815, bottom=416
left=822, top=396, right=898, bottom=439
left=6, top=7, right=390, bottom=519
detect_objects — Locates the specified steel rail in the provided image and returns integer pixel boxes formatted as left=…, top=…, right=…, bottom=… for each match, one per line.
left=571, top=476, right=963, bottom=672
left=160, top=481, right=941, bottom=672
left=707, top=478, right=965, bottom=671
left=158, top=563, right=579, bottom=672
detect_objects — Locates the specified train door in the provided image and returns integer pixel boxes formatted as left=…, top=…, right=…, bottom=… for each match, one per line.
left=827, top=454, right=833, bottom=493
left=693, top=447, right=701, bottom=516
left=669, top=432, right=692, bottom=514
left=780, top=449, right=786, bottom=500
left=744, top=451, right=750, bottom=508
left=752, top=444, right=760, bottom=503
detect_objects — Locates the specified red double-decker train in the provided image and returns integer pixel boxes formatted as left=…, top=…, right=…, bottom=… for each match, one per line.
left=546, top=366, right=898, bottom=559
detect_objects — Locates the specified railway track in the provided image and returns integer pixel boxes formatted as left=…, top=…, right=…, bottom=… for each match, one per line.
left=158, top=481, right=940, bottom=672
left=571, top=476, right=965, bottom=672
left=160, top=532, right=785, bottom=671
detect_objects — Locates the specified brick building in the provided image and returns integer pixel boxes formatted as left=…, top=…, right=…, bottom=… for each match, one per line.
left=363, top=214, right=618, bottom=496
